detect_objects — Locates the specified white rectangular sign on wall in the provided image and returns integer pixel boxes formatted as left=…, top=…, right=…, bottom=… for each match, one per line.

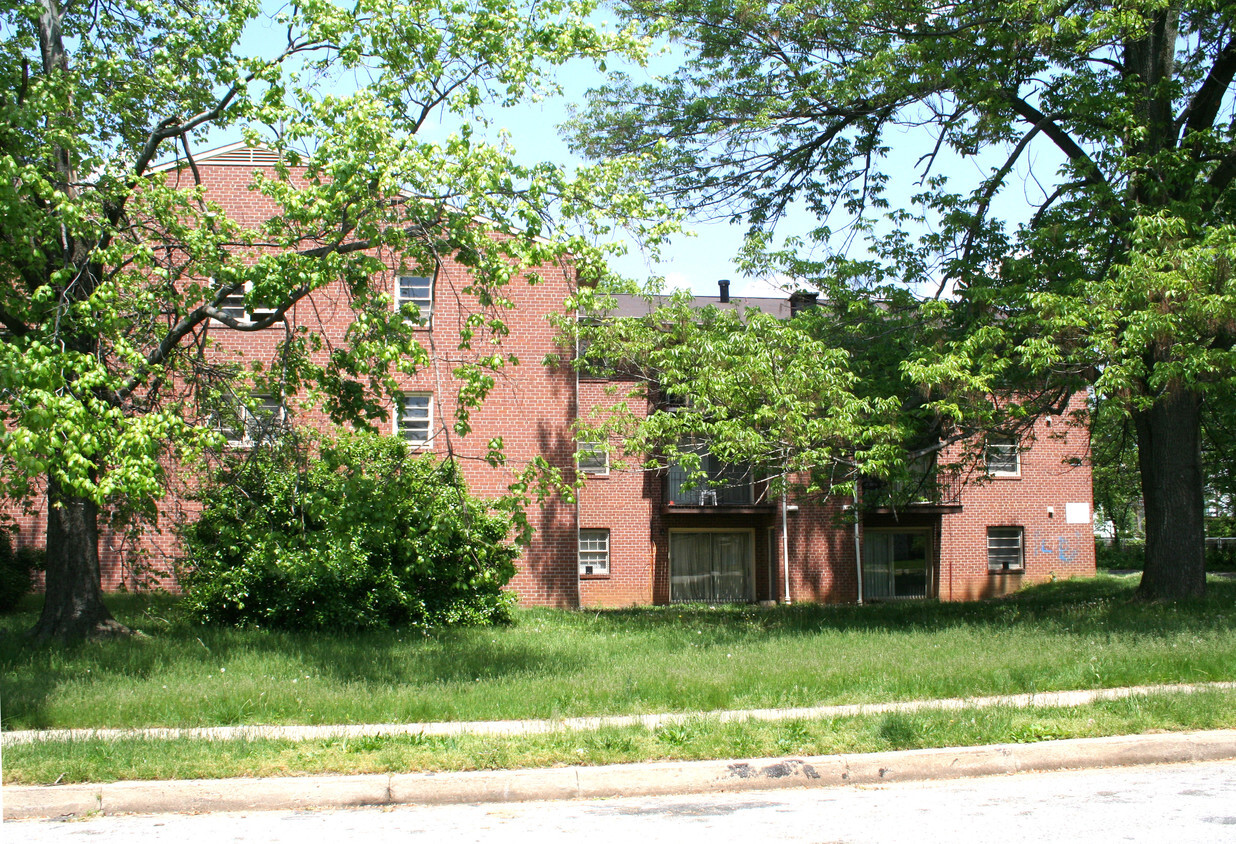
left=1066, top=502, right=1090, bottom=524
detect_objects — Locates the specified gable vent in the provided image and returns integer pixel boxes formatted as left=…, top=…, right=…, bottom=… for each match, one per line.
left=200, top=147, right=282, bottom=167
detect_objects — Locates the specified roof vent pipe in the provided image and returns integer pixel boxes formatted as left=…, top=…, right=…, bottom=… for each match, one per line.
left=718, top=279, right=731, bottom=303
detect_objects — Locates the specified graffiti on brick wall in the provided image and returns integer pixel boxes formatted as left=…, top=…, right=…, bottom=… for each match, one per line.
left=1031, top=527, right=1089, bottom=564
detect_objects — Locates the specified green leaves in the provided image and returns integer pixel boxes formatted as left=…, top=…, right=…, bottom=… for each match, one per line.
left=180, top=430, right=518, bottom=630
left=0, top=0, right=664, bottom=525
left=571, top=283, right=942, bottom=500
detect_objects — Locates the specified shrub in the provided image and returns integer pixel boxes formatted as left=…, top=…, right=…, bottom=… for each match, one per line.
left=1094, top=541, right=1144, bottom=570
left=0, top=529, right=42, bottom=612
left=1095, top=539, right=1236, bottom=572
left=180, top=431, right=518, bottom=630
left=1207, top=542, right=1236, bottom=572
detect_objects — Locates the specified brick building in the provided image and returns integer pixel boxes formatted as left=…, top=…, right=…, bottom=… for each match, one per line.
left=9, top=145, right=1095, bottom=605
left=576, top=290, right=1095, bottom=607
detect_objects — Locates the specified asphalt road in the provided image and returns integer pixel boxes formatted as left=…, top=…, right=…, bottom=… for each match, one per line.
left=9, top=759, right=1236, bottom=843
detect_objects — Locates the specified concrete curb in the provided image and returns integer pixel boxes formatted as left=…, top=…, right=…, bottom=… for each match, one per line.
left=6, top=681, right=1235, bottom=746
left=7, top=729, right=1236, bottom=820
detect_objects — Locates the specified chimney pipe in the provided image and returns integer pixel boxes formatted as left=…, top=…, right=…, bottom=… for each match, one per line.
left=718, top=279, right=731, bottom=303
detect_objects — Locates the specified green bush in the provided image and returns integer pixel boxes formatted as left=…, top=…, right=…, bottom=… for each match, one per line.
left=1095, top=539, right=1236, bottom=572
left=0, top=529, right=42, bottom=612
left=1094, top=541, right=1144, bottom=570
left=180, top=431, right=518, bottom=630
left=1207, top=542, right=1236, bottom=572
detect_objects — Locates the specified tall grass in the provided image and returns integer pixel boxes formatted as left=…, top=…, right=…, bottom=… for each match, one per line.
left=3, top=574, right=1236, bottom=732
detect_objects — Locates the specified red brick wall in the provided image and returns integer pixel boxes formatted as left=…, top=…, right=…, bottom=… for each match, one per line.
left=576, top=380, right=657, bottom=606
left=571, top=390, right=1094, bottom=607
left=7, top=159, right=582, bottom=606
left=939, top=395, right=1096, bottom=600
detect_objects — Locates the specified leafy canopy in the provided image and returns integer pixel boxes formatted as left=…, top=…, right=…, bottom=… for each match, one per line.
left=0, top=0, right=667, bottom=515
left=572, top=0, right=1236, bottom=414
left=569, top=0, right=1236, bottom=599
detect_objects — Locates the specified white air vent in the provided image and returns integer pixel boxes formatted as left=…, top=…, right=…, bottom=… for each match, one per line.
left=199, top=147, right=282, bottom=167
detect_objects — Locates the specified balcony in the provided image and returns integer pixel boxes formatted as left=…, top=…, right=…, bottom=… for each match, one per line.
left=663, top=448, right=774, bottom=514
left=861, top=464, right=962, bottom=513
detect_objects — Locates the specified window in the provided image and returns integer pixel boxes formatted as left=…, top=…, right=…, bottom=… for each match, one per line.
left=219, top=394, right=286, bottom=447
left=217, top=281, right=277, bottom=324
left=579, top=528, right=610, bottom=575
left=987, top=527, right=1025, bottom=572
left=396, top=274, right=434, bottom=324
left=985, top=436, right=1020, bottom=476
left=662, top=393, right=693, bottom=413
left=577, top=441, right=609, bottom=474
left=396, top=393, right=433, bottom=447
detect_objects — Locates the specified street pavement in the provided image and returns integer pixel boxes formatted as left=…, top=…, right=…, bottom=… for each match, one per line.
left=8, top=759, right=1236, bottom=842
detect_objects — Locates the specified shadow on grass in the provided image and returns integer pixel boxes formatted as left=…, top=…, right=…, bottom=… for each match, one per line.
left=0, top=594, right=588, bottom=729
left=587, top=575, right=1236, bottom=640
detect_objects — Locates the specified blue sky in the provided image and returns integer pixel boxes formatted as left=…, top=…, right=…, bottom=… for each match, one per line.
left=231, top=6, right=1064, bottom=301
left=479, top=52, right=1065, bottom=301
left=485, top=53, right=776, bottom=298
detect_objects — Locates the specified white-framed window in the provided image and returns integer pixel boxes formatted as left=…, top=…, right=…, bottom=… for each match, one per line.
left=579, top=528, right=610, bottom=575
left=396, top=393, right=433, bottom=447
left=987, top=527, right=1025, bottom=573
left=217, top=280, right=277, bottom=325
left=219, top=394, right=287, bottom=447
left=577, top=441, right=609, bottom=475
left=396, top=274, right=434, bottom=324
left=985, top=436, right=1020, bottom=476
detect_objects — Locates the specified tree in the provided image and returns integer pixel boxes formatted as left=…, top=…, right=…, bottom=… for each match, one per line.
left=570, top=0, right=1236, bottom=600
left=0, top=0, right=654, bottom=639
left=570, top=284, right=987, bottom=506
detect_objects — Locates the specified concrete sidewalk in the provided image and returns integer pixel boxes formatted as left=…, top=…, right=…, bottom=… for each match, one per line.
left=8, top=730, right=1236, bottom=820
left=5, top=680, right=1235, bottom=746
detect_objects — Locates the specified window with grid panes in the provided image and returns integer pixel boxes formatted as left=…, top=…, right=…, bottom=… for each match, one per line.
left=985, top=436, right=1020, bottom=476
left=219, top=394, right=286, bottom=447
left=396, top=394, right=432, bottom=446
left=577, top=441, right=609, bottom=474
left=396, top=275, right=434, bottom=324
left=217, top=280, right=277, bottom=324
left=578, top=528, right=610, bottom=575
left=987, top=527, right=1025, bottom=572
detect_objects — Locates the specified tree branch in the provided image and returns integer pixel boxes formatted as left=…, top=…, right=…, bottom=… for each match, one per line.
left=1180, top=36, right=1236, bottom=138
left=1005, top=93, right=1108, bottom=190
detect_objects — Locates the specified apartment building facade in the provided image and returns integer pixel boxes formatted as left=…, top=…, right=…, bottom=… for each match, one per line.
left=575, top=291, right=1095, bottom=607
left=9, top=146, right=1095, bottom=606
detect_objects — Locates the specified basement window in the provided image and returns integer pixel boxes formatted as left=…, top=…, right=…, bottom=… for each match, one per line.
left=987, top=527, right=1025, bottom=573
left=579, top=528, right=610, bottom=576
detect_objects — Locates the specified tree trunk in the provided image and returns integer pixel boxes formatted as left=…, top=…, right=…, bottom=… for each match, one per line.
left=1133, top=386, right=1207, bottom=601
left=29, top=479, right=130, bottom=640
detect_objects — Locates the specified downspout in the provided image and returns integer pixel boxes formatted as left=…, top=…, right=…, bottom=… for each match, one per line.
left=574, top=307, right=582, bottom=609
left=853, top=471, right=864, bottom=606
left=781, top=466, right=792, bottom=604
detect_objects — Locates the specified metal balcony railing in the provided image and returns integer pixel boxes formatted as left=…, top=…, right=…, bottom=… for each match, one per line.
left=665, top=460, right=754, bottom=506
left=861, top=468, right=962, bottom=509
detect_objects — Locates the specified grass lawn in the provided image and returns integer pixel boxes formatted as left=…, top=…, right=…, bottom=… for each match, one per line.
left=4, top=573, right=1236, bottom=784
